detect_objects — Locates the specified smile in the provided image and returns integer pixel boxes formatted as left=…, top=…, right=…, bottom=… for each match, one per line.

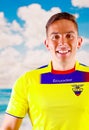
left=56, top=50, right=71, bottom=54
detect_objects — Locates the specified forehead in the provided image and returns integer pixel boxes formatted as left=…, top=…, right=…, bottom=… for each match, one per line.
left=47, top=19, right=77, bottom=34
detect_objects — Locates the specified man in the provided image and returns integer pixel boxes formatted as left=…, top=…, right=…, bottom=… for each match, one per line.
left=1, top=12, right=89, bottom=130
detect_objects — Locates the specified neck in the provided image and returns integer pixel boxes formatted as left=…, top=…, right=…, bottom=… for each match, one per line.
left=52, top=59, right=76, bottom=71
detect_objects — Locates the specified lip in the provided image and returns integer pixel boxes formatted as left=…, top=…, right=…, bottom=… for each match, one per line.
left=56, top=50, right=71, bottom=55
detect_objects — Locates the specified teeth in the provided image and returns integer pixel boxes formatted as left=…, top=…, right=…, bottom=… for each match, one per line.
left=57, top=50, right=69, bottom=54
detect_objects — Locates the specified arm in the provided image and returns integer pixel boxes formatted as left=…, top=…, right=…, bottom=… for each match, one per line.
left=0, top=114, right=22, bottom=130
left=1, top=75, right=29, bottom=130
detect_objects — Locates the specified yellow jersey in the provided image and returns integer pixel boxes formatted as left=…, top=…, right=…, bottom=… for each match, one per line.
left=6, top=61, right=89, bottom=130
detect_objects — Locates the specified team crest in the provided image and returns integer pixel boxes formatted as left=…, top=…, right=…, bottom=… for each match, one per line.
left=72, top=84, right=84, bottom=96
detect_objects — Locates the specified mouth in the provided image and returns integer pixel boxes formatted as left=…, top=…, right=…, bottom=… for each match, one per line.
left=56, top=49, right=71, bottom=55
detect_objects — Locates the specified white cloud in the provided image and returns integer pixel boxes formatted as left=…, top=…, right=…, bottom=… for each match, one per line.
left=77, top=50, right=89, bottom=65
left=17, top=4, right=61, bottom=48
left=83, top=37, right=89, bottom=45
left=0, top=47, right=22, bottom=88
left=22, top=49, right=51, bottom=69
left=0, top=47, right=51, bottom=88
left=0, top=4, right=61, bottom=49
left=0, top=32, right=23, bottom=48
left=0, top=12, right=7, bottom=26
left=0, top=16, right=23, bottom=48
left=71, top=0, right=89, bottom=8
left=76, top=36, right=89, bottom=65
left=10, top=20, right=23, bottom=32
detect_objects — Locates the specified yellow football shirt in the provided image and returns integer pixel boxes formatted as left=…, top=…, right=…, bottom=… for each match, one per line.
left=6, top=61, right=89, bottom=130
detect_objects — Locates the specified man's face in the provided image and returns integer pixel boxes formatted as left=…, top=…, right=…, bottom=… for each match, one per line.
left=45, top=19, right=82, bottom=64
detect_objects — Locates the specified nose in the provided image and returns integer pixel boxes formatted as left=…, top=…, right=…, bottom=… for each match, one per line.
left=58, top=35, right=67, bottom=45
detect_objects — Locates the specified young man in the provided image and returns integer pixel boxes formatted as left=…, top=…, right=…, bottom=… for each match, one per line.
left=1, top=12, right=89, bottom=130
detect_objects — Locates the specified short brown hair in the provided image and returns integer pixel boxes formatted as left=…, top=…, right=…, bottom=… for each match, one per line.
left=46, top=12, right=78, bottom=35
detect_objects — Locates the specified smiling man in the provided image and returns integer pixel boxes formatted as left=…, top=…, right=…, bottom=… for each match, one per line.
left=45, top=13, right=82, bottom=71
left=1, top=12, right=89, bottom=130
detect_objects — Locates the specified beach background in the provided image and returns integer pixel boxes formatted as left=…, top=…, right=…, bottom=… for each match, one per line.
left=0, top=88, right=32, bottom=129
left=0, top=0, right=89, bottom=129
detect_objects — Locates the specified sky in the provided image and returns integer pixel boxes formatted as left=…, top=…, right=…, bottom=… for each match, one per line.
left=0, top=0, right=89, bottom=88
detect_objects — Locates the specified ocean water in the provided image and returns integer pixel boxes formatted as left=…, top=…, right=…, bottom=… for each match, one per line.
left=0, top=89, right=32, bottom=130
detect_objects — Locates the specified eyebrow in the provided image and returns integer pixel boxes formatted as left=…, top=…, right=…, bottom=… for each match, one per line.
left=50, top=31, right=75, bottom=35
left=50, top=32, right=59, bottom=35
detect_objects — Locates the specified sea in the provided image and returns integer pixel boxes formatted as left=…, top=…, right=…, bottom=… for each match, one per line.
left=0, top=88, right=32, bottom=130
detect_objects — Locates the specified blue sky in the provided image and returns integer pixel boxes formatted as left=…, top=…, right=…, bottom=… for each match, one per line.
left=0, top=0, right=89, bottom=88
left=0, top=0, right=89, bottom=35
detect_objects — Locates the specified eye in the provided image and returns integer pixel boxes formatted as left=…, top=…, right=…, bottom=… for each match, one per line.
left=50, top=34, right=61, bottom=41
left=66, top=33, right=75, bottom=39
left=54, top=34, right=60, bottom=39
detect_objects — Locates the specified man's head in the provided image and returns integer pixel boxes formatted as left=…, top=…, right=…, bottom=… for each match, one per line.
left=44, top=12, right=82, bottom=70
left=46, top=12, right=78, bottom=35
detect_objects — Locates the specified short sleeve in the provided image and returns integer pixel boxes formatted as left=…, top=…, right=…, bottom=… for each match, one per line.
left=6, top=74, right=29, bottom=118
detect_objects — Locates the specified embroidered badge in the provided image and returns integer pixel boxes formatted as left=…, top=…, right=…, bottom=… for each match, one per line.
left=72, top=84, right=83, bottom=96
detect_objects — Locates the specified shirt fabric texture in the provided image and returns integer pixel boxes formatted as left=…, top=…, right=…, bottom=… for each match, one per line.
left=6, top=61, right=89, bottom=130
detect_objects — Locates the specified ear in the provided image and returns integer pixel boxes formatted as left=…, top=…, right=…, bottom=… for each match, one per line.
left=77, top=37, right=83, bottom=49
left=44, top=39, right=50, bottom=50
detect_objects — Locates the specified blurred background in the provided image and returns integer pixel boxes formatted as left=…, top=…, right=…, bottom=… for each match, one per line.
left=0, top=0, right=89, bottom=129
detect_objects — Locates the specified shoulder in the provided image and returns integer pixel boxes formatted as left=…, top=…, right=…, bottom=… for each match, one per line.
left=19, top=64, right=49, bottom=80
left=76, top=62, right=89, bottom=72
left=12, top=64, right=49, bottom=92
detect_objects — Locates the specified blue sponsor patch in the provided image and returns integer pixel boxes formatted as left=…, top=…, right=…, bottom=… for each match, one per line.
left=41, top=71, right=89, bottom=84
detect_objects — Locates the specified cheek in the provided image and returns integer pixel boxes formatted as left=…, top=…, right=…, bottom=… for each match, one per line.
left=69, top=40, right=77, bottom=48
left=71, top=43, right=78, bottom=53
left=49, top=43, right=54, bottom=49
left=48, top=42, right=57, bottom=50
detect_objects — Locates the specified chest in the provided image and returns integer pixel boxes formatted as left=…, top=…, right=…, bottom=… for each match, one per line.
left=28, top=82, right=89, bottom=111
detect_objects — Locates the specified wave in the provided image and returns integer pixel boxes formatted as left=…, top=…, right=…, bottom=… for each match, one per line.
left=0, top=89, right=11, bottom=113
left=0, top=104, right=7, bottom=113
left=0, top=88, right=12, bottom=92
left=0, top=89, right=32, bottom=129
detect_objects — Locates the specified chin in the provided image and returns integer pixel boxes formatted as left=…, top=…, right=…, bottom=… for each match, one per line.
left=56, top=55, right=71, bottom=63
